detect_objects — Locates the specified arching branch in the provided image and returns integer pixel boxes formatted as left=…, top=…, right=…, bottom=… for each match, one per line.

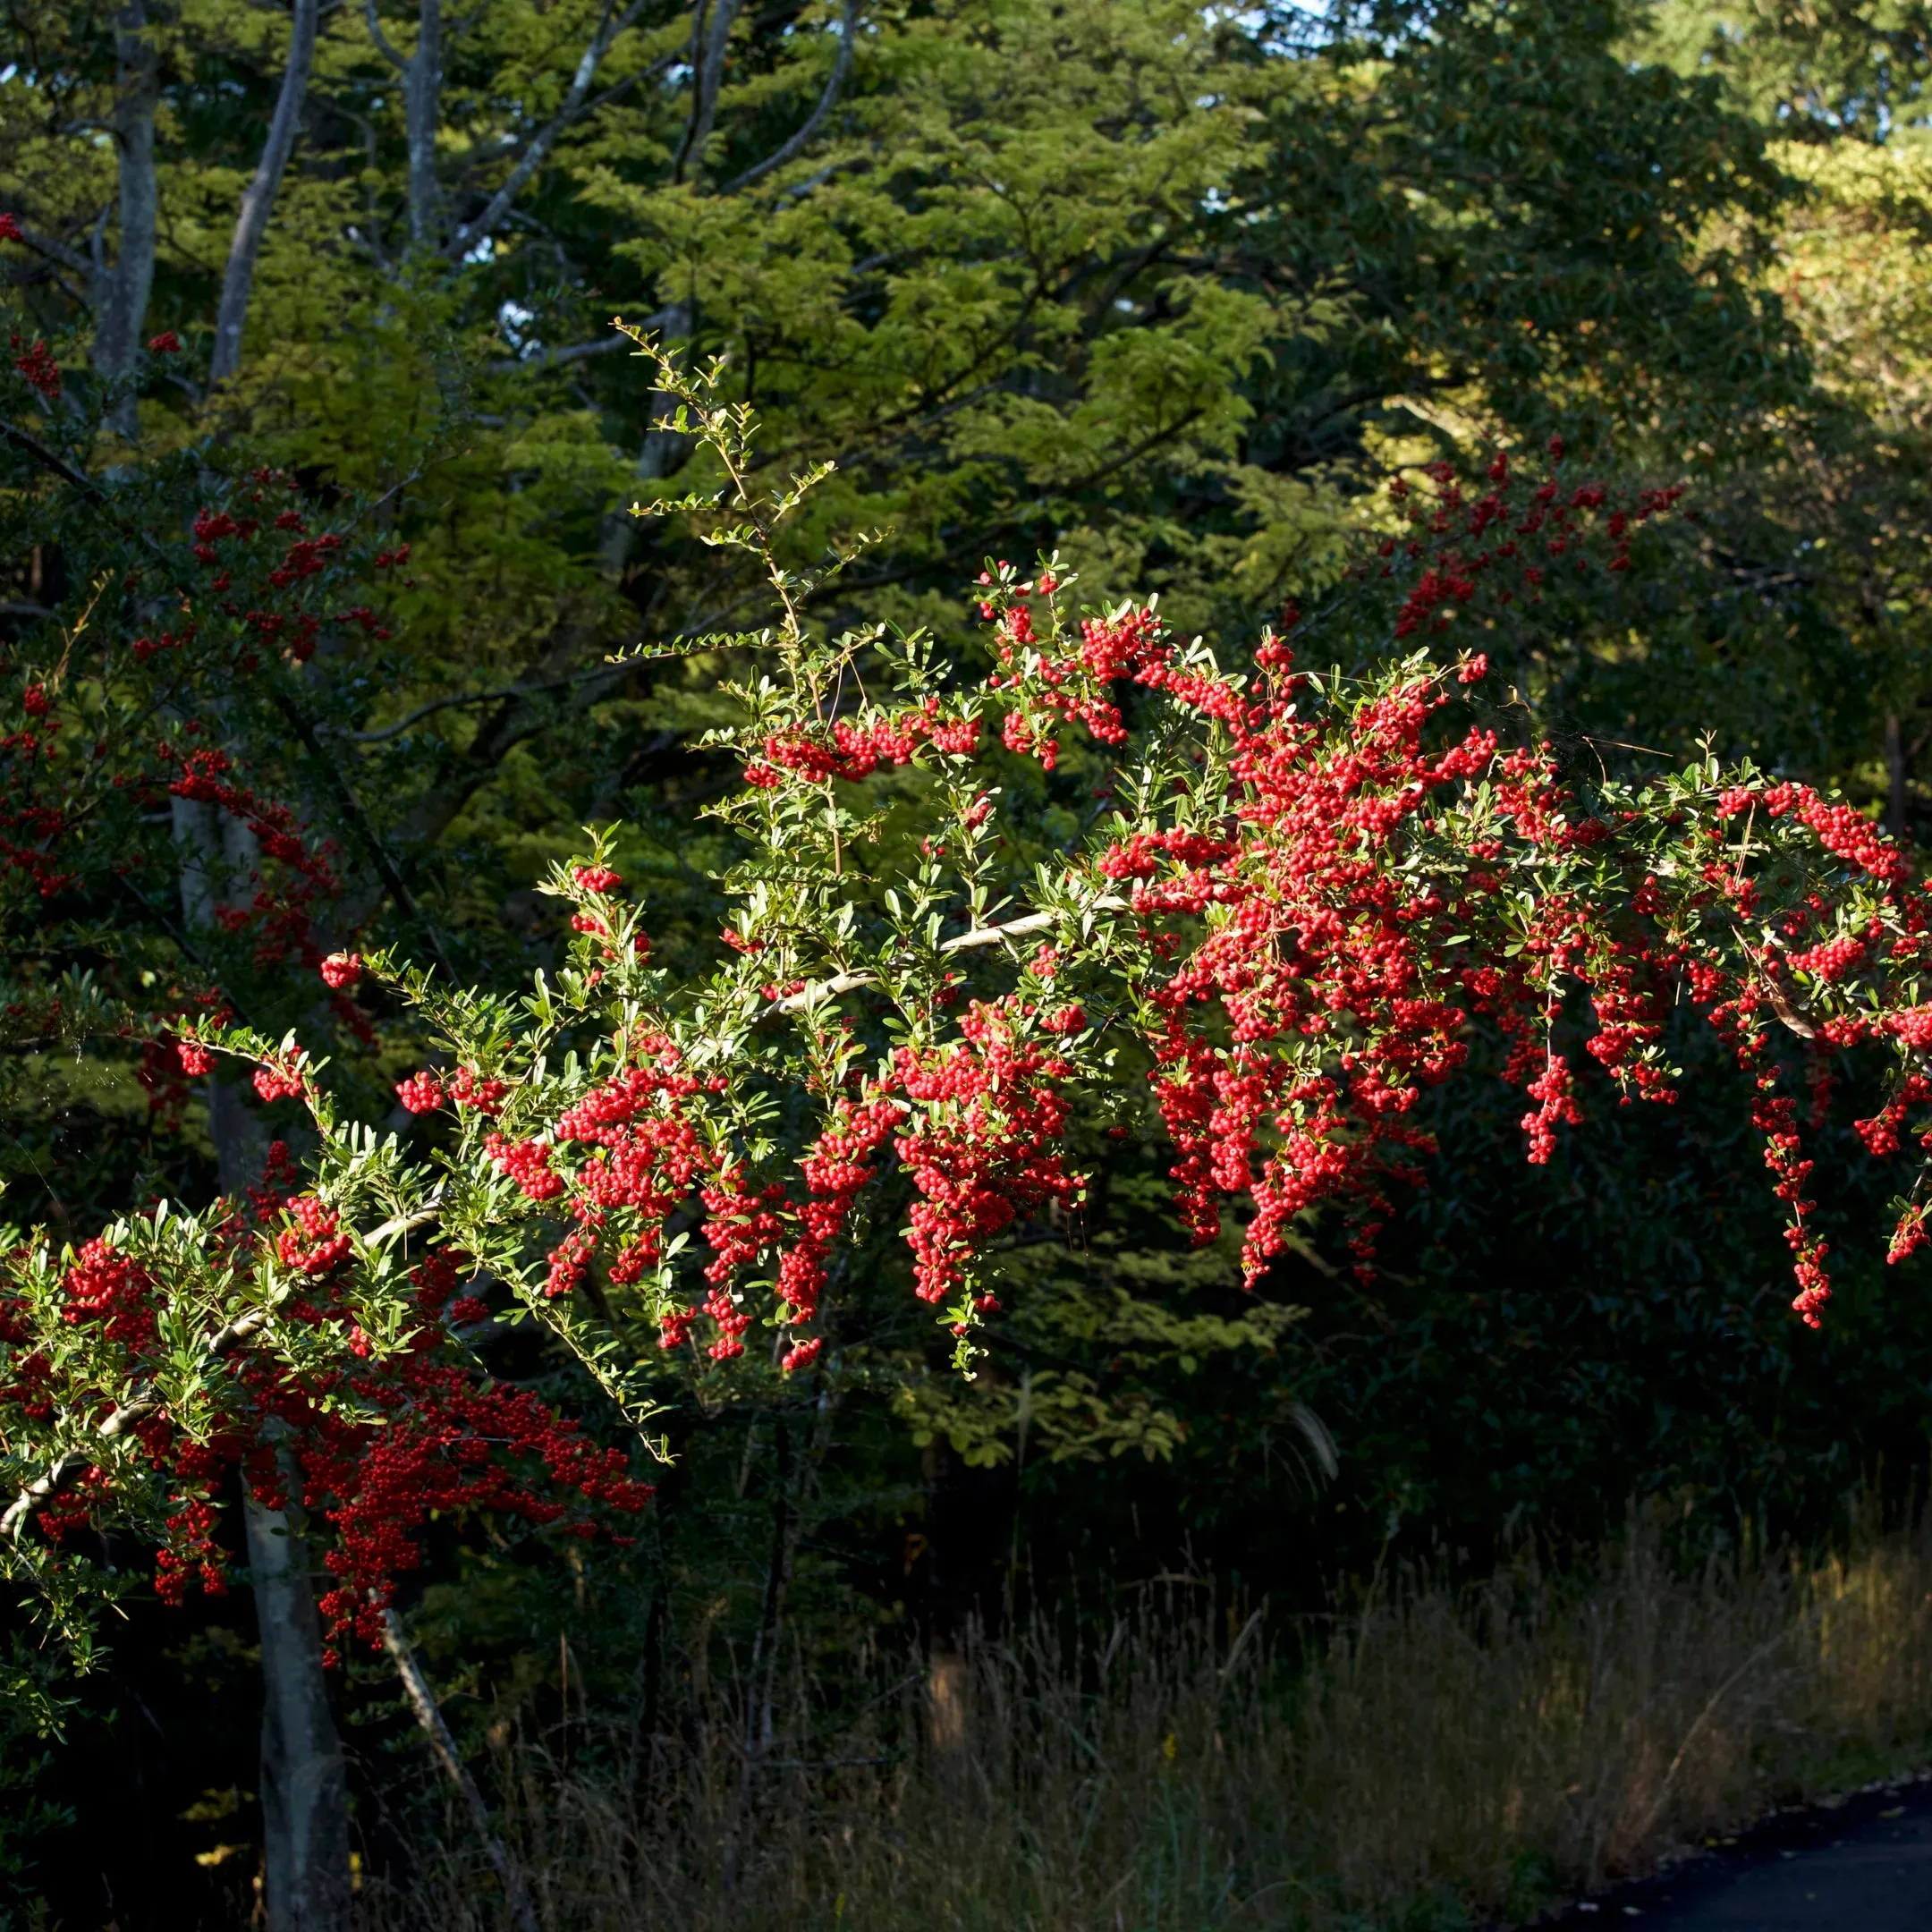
left=361, top=0, right=407, bottom=68
left=672, top=0, right=742, bottom=182
left=719, top=0, right=859, bottom=197
left=445, top=0, right=664, bottom=260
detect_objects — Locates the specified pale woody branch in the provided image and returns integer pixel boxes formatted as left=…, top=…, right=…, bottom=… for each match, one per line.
left=771, top=894, right=1129, bottom=1015
left=2, top=1304, right=272, bottom=1539
left=1, top=1205, right=441, bottom=1540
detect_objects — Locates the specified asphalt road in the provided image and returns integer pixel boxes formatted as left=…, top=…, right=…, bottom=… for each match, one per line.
left=1533, top=1776, right=1932, bottom=1930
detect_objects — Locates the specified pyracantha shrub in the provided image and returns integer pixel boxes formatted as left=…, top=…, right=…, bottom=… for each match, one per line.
left=6, top=338, right=1932, bottom=1662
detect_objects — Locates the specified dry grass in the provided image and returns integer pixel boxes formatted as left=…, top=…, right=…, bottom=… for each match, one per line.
left=364, top=1512, right=1932, bottom=1932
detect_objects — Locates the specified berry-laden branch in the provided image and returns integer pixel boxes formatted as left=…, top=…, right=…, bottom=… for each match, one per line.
left=5, top=340, right=1932, bottom=1680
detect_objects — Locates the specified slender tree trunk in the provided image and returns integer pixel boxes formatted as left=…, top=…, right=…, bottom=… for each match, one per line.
left=404, top=0, right=444, bottom=250
left=172, top=794, right=352, bottom=1932
left=673, top=0, right=742, bottom=182
left=919, top=1434, right=1007, bottom=1756
left=210, top=0, right=320, bottom=385
left=746, top=1414, right=792, bottom=1761
left=598, top=301, right=693, bottom=578
left=95, top=0, right=159, bottom=436
left=718, top=1411, right=792, bottom=1891
left=919, top=1440, right=966, bottom=1754
left=170, top=793, right=219, bottom=928
left=248, top=1482, right=353, bottom=1932
left=720, top=1379, right=838, bottom=1886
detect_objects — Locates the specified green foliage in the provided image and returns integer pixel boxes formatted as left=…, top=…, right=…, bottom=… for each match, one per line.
left=12, top=0, right=1932, bottom=1915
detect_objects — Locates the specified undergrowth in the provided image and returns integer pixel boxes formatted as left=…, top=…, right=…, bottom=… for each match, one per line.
left=362, top=1509, right=1932, bottom=1931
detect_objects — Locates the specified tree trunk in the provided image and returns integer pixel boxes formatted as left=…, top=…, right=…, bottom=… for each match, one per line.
left=95, top=0, right=159, bottom=436
left=247, top=1485, right=353, bottom=1932
left=673, top=0, right=743, bottom=183
left=173, top=793, right=352, bottom=1931
left=404, top=0, right=444, bottom=250
left=211, top=0, right=320, bottom=385
left=918, top=1436, right=1012, bottom=1756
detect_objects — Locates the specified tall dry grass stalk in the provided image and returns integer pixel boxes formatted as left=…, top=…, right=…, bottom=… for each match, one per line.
left=362, top=1513, right=1932, bottom=1931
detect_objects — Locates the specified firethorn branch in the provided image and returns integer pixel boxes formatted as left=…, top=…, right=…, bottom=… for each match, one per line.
left=0, top=1190, right=447, bottom=1543
left=10, top=340, right=1932, bottom=1682
left=768, top=895, right=1131, bottom=1016
left=1, top=1301, right=271, bottom=1540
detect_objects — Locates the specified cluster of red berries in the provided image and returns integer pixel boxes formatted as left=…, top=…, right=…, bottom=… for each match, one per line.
left=1375, top=448, right=1685, bottom=640
left=775, top=1095, right=902, bottom=1366
left=24, top=1192, right=657, bottom=1644
left=888, top=998, right=1080, bottom=1313
left=742, top=698, right=981, bottom=791
left=252, top=1047, right=309, bottom=1104
left=276, top=1197, right=352, bottom=1275
left=396, top=1065, right=509, bottom=1114
left=10, top=333, right=60, bottom=402
left=962, top=552, right=1932, bottom=1323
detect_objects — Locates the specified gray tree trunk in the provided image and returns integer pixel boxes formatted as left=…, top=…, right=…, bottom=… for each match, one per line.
left=363, top=0, right=444, bottom=250
left=673, top=0, right=743, bottom=182
left=210, top=0, right=320, bottom=385
left=598, top=301, right=693, bottom=577
left=405, top=0, right=444, bottom=250
left=247, top=1484, right=353, bottom=1932
left=172, top=795, right=352, bottom=1932
left=94, top=0, right=159, bottom=435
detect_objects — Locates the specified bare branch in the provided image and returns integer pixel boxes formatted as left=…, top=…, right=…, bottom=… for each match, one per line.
left=771, top=894, right=1127, bottom=1016
left=365, top=1199, right=445, bottom=1245
left=0, top=417, right=112, bottom=496
left=496, top=303, right=682, bottom=370
left=10, top=220, right=93, bottom=279
left=445, top=0, right=660, bottom=260
left=345, top=669, right=613, bottom=742
left=0, top=417, right=207, bottom=595
left=719, top=0, right=858, bottom=198
left=382, top=1611, right=541, bottom=1932
left=362, top=0, right=408, bottom=70
left=528, top=334, right=631, bottom=367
